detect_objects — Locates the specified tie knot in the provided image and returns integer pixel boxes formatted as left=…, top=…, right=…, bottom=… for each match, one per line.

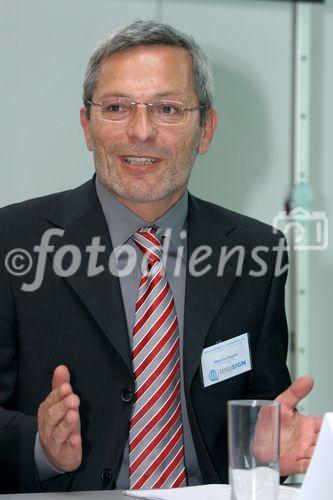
left=132, top=227, right=164, bottom=263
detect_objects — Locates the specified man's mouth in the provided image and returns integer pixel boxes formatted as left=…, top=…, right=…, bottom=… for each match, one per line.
left=122, top=156, right=159, bottom=165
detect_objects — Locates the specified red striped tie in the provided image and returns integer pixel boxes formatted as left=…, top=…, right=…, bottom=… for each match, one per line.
left=129, top=227, right=187, bottom=490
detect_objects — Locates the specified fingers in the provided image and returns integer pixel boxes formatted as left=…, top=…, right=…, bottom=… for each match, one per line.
left=298, top=459, right=311, bottom=474
left=281, top=458, right=311, bottom=476
left=52, top=409, right=80, bottom=446
left=41, top=382, right=72, bottom=413
left=276, top=376, right=314, bottom=410
left=63, top=432, right=82, bottom=463
left=297, top=443, right=316, bottom=460
left=52, top=365, right=71, bottom=391
left=42, top=393, right=80, bottom=438
left=307, top=444, right=317, bottom=459
left=37, top=366, right=82, bottom=472
left=313, top=415, right=323, bottom=432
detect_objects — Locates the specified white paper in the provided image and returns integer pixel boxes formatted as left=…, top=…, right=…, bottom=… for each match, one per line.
left=298, top=412, right=333, bottom=500
left=124, top=483, right=298, bottom=500
left=125, top=484, right=219, bottom=500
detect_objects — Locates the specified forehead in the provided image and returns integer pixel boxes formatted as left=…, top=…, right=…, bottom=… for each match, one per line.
left=94, top=45, right=196, bottom=100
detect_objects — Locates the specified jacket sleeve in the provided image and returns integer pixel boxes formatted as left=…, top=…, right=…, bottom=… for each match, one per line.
left=246, top=234, right=291, bottom=400
left=0, top=241, right=42, bottom=493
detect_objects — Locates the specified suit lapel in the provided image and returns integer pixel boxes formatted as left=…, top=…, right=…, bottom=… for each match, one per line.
left=45, top=178, right=132, bottom=373
left=43, top=183, right=244, bottom=385
left=183, top=195, right=245, bottom=392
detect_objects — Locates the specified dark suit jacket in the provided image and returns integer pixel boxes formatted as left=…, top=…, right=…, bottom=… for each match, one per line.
left=0, top=178, right=291, bottom=493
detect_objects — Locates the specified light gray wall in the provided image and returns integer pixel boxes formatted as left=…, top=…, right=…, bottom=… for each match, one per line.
left=0, top=0, right=158, bottom=203
left=0, top=0, right=332, bottom=415
left=165, top=0, right=293, bottom=226
left=308, top=1, right=333, bottom=415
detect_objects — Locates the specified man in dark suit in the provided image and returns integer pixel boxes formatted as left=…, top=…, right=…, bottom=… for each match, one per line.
left=0, top=20, right=321, bottom=493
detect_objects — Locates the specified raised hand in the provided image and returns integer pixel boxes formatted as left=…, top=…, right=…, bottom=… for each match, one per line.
left=276, top=376, right=322, bottom=475
left=37, top=365, right=82, bottom=472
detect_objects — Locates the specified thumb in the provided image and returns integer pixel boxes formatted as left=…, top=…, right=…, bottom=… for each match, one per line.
left=276, top=375, right=314, bottom=410
left=52, top=365, right=71, bottom=391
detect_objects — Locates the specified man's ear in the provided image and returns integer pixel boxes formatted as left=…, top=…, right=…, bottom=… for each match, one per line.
left=80, top=106, right=94, bottom=151
left=198, top=107, right=219, bottom=155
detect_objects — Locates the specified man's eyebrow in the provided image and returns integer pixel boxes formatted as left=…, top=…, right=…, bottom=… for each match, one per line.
left=97, top=91, right=189, bottom=100
left=97, top=91, right=128, bottom=100
left=153, top=91, right=189, bottom=99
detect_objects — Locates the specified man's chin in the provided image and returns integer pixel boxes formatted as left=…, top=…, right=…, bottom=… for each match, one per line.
left=96, top=173, right=187, bottom=208
left=114, top=190, right=171, bottom=204
left=100, top=181, right=172, bottom=203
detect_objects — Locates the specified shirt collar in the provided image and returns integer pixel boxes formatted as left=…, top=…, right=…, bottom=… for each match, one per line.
left=95, top=177, right=188, bottom=252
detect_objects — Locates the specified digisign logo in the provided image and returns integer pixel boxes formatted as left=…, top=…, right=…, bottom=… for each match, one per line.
left=209, top=369, right=219, bottom=382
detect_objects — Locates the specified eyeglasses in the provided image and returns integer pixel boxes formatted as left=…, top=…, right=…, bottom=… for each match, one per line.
left=86, top=97, right=205, bottom=125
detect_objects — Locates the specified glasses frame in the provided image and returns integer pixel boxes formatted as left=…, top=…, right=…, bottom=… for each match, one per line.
left=86, top=98, right=205, bottom=125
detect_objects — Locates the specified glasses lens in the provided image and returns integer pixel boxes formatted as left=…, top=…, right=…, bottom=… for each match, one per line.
left=152, top=101, right=185, bottom=124
left=97, top=98, right=187, bottom=124
left=100, top=98, right=131, bottom=121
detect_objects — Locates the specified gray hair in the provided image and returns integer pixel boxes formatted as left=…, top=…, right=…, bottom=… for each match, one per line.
left=83, top=20, right=214, bottom=126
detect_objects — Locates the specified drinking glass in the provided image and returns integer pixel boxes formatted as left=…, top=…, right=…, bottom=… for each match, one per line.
left=228, top=400, right=280, bottom=500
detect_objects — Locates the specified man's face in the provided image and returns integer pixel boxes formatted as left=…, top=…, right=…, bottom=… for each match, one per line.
left=81, top=45, right=217, bottom=213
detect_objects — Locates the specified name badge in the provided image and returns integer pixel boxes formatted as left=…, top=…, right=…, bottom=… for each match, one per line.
left=201, top=333, right=252, bottom=388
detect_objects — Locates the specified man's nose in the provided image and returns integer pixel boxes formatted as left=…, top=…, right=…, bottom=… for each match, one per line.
left=126, top=104, right=157, bottom=142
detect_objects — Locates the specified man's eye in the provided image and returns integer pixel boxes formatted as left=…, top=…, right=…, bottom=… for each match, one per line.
left=105, top=104, right=125, bottom=113
left=159, top=103, right=181, bottom=115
